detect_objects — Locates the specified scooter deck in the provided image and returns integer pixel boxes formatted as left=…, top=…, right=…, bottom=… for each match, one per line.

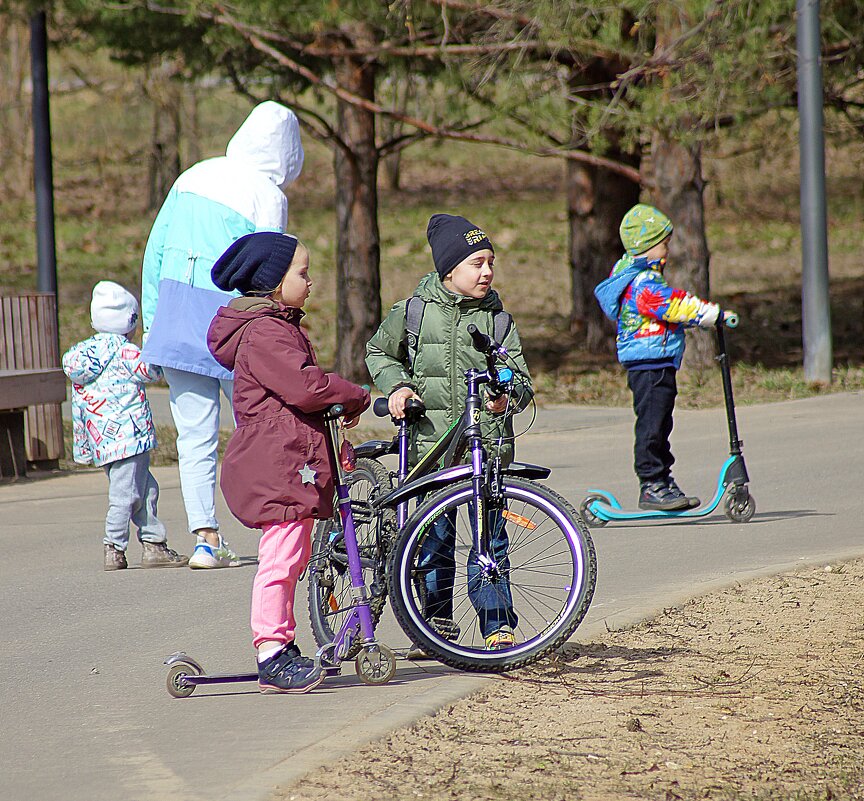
left=586, top=456, right=737, bottom=522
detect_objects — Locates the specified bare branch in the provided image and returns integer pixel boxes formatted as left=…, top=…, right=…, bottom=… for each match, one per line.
left=195, top=7, right=640, bottom=182
left=421, top=0, right=534, bottom=29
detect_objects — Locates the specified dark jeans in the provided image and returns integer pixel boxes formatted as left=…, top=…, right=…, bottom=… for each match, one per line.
left=627, top=366, right=678, bottom=483
left=418, top=501, right=518, bottom=638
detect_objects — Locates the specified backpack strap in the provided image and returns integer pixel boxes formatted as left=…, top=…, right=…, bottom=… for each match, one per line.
left=405, top=297, right=512, bottom=369
left=493, top=310, right=512, bottom=346
left=404, top=295, right=426, bottom=370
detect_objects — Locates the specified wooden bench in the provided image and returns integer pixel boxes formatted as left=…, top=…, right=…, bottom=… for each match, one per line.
left=0, top=294, right=66, bottom=478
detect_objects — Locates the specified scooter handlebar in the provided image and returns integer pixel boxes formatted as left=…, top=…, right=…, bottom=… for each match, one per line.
left=718, top=310, right=739, bottom=329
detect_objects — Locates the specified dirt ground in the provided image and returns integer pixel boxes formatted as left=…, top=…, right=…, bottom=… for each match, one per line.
left=282, top=559, right=864, bottom=801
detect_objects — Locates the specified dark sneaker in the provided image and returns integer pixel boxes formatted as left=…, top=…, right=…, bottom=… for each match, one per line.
left=429, top=617, right=461, bottom=641
left=258, top=645, right=325, bottom=694
left=638, top=481, right=691, bottom=511
left=665, top=478, right=701, bottom=509
left=407, top=617, right=460, bottom=660
left=104, top=544, right=128, bottom=572
left=140, top=541, right=189, bottom=568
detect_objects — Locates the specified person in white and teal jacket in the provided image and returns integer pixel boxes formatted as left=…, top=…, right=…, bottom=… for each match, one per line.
left=141, top=101, right=304, bottom=569
left=63, top=282, right=188, bottom=571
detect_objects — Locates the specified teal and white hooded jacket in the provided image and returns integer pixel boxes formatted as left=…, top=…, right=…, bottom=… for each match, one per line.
left=141, top=101, right=304, bottom=379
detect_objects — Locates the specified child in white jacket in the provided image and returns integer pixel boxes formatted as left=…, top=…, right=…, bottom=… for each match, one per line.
left=62, top=281, right=188, bottom=571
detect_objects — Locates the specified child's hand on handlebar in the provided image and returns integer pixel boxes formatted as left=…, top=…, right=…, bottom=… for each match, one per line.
left=388, top=387, right=423, bottom=419
left=485, top=393, right=508, bottom=414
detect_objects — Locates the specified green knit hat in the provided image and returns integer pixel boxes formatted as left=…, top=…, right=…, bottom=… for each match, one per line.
left=619, top=204, right=673, bottom=256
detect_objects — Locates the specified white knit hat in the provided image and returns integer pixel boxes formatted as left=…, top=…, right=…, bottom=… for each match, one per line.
left=90, top=281, right=139, bottom=335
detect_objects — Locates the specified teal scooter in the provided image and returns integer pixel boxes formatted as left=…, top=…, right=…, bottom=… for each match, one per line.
left=580, top=313, right=755, bottom=527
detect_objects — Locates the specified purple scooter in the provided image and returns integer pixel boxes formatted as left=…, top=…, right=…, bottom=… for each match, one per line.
left=164, top=404, right=397, bottom=698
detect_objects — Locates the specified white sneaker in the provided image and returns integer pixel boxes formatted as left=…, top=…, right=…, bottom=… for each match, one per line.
left=188, top=535, right=241, bottom=569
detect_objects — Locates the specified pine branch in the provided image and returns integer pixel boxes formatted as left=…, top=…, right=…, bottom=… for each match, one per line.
left=186, top=5, right=642, bottom=183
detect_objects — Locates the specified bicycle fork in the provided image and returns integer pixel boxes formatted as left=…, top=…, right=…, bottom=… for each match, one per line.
left=465, top=369, right=501, bottom=581
left=320, top=415, right=384, bottom=669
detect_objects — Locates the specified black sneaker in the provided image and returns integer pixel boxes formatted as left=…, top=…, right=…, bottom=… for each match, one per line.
left=429, top=617, right=461, bottom=641
left=638, top=480, right=691, bottom=511
left=258, top=645, right=324, bottom=694
left=665, top=478, right=701, bottom=509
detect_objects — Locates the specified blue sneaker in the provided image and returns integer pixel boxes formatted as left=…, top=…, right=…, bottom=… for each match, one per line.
left=188, top=534, right=241, bottom=569
left=258, top=644, right=324, bottom=694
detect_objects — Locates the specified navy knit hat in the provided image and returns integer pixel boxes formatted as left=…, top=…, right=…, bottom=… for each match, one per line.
left=426, top=214, right=494, bottom=279
left=211, top=232, right=299, bottom=294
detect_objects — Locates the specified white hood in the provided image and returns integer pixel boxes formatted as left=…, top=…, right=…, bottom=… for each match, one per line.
left=226, top=101, right=304, bottom=190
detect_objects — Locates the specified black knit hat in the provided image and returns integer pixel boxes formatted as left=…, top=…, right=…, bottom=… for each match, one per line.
left=426, top=214, right=494, bottom=279
left=211, top=232, right=299, bottom=294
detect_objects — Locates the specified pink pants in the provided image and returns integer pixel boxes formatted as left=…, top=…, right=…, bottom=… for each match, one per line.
left=251, top=518, right=314, bottom=649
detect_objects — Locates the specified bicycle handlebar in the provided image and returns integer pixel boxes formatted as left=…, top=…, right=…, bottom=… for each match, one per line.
left=324, top=403, right=344, bottom=419
left=467, top=323, right=494, bottom=355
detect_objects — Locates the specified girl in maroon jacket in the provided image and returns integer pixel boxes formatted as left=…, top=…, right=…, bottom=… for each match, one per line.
left=208, top=232, right=370, bottom=693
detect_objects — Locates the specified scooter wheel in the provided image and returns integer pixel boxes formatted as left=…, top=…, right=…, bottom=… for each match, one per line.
left=725, top=491, right=756, bottom=523
left=166, top=663, right=198, bottom=698
left=355, top=644, right=397, bottom=685
left=580, top=494, right=609, bottom=528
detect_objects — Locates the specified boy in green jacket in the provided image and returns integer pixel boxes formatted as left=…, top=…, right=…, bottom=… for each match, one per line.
left=366, top=213, right=533, bottom=650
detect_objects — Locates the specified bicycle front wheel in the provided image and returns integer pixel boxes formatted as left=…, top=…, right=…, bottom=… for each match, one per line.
left=388, top=477, right=596, bottom=671
left=307, top=458, right=393, bottom=658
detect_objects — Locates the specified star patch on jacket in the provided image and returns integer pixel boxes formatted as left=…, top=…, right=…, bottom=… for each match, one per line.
left=299, top=464, right=317, bottom=485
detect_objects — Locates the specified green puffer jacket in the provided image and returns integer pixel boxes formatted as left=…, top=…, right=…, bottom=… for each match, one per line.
left=365, top=272, right=533, bottom=466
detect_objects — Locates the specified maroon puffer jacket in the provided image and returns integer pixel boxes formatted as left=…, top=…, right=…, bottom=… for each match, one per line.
left=207, top=298, right=370, bottom=528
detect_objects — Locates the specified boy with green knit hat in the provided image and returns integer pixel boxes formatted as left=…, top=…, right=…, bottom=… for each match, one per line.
left=595, top=203, right=733, bottom=511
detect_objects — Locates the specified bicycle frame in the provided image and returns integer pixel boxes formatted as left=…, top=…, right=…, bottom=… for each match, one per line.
left=371, top=334, right=518, bottom=571
left=319, top=410, right=387, bottom=666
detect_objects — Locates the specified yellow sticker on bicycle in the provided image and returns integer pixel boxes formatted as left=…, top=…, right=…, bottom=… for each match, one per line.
left=502, top=510, right=537, bottom=530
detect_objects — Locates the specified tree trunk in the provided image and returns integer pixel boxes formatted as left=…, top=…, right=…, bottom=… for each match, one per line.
left=145, top=63, right=182, bottom=211
left=650, top=135, right=714, bottom=370
left=381, top=150, right=402, bottom=192
left=651, top=1, right=714, bottom=371
left=333, top=52, right=381, bottom=382
left=185, top=84, right=201, bottom=167
left=0, top=16, right=30, bottom=199
left=568, top=152, right=641, bottom=350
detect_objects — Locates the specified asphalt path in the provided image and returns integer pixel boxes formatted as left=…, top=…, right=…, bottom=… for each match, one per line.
left=2, top=391, right=862, bottom=801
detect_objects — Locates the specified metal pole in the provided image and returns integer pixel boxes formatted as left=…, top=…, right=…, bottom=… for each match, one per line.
left=30, top=10, right=58, bottom=297
left=796, top=0, right=832, bottom=384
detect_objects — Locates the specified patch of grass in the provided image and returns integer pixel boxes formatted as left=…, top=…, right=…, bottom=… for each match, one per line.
left=60, top=422, right=231, bottom=470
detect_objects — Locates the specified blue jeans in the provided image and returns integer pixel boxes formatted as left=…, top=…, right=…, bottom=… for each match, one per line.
left=418, top=501, right=518, bottom=638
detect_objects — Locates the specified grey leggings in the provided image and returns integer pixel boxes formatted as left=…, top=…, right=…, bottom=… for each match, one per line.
left=103, top=452, right=166, bottom=550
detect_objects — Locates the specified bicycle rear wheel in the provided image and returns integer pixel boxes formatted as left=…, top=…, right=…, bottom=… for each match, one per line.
left=388, top=476, right=596, bottom=671
left=307, top=458, right=394, bottom=657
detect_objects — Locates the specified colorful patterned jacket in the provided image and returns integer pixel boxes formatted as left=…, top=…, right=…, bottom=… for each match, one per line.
left=62, top=334, right=161, bottom=466
left=595, top=255, right=719, bottom=369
